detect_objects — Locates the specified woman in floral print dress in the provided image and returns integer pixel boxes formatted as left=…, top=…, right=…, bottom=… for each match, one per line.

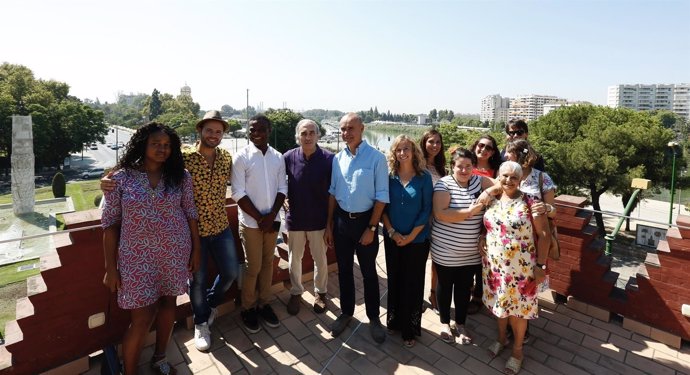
left=102, top=122, right=200, bottom=375
left=478, top=161, right=550, bottom=375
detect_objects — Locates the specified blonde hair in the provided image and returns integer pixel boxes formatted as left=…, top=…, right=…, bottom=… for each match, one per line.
left=387, top=135, right=426, bottom=176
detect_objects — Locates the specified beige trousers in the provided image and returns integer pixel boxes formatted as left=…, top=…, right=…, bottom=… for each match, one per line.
left=240, top=224, right=279, bottom=309
left=288, top=229, right=328, bottom=295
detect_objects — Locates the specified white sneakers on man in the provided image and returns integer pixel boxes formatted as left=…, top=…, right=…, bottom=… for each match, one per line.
left=194, top=307, right=218, bottom=352
left=194, top=322, right=211, bottom=351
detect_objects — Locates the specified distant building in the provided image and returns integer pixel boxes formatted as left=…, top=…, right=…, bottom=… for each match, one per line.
left=607, top=83, right=690, bottom=120
left=543, top=101, right=592, bottom=116
left=417, top=114, right=427, bottom=125
left=508, top=94, right=565, bottom=121
left=480, top=94, right=511, bottom=123
left=180, top=83, right=192, bottom=97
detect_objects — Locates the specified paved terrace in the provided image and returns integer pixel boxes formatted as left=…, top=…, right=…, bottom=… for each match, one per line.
left=80, top=240, right=690, bottom=375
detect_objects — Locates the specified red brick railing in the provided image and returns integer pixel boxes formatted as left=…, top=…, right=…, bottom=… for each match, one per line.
left=0, top=199, right=335, bottom=374
left=3, top=194, right=689, bottom=373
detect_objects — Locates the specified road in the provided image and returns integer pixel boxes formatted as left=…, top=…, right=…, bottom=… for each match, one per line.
left=67, top=126, right=133, bottom=173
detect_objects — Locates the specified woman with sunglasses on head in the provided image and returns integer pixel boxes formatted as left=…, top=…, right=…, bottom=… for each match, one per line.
left=419, top=130, right=447, bottom=314
left=431, top=147, right=493, bottom=345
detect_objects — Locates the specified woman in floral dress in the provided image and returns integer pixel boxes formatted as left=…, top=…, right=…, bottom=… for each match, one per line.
left=478, top=161, right=549, bottom=375
left=102, top=122, right=200, bottom=375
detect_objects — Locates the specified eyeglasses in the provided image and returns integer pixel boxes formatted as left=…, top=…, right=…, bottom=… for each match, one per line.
left=506, top=130, right=526, bottom=137
left=477, top=143, right=494, bottom=152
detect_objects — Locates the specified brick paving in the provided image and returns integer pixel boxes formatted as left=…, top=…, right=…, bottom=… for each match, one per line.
left=83, top=241, right=690, bottom=375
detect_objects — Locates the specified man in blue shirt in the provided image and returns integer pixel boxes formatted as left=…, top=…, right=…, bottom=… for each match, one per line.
left=324, top=113, right=390, bottom=343
left=283, top=119, right=334, bottom=315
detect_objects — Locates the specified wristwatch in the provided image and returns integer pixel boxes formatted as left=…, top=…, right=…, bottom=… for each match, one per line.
left=368, top=224, right=378, bottom=232
left=536, top=263, right=547, bottom=270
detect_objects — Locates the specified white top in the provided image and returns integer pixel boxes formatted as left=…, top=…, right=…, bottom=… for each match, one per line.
left=231, top=142, right=288, bottom=228
left=520, top=168, right=556, bottom=201
left=430, top=175, right=484, bottom=267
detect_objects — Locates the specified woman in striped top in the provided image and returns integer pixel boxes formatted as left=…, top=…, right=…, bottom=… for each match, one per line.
left=431, top=147, right=494, bottom=344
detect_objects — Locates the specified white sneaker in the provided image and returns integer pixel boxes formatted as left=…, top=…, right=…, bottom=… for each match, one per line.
left=194, top=322, right=211, bottom=352
left=208, top=307, right=218, bottom=326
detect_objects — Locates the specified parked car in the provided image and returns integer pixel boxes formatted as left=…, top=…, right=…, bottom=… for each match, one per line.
left=89, top=144, right=98, bottom=150
left=82, top=168, right=105, bottom=180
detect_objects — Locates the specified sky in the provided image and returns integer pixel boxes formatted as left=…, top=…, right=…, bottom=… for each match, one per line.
left=2, top=0, right=689, bottom=114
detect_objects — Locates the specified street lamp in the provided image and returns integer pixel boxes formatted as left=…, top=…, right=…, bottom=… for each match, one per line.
left=669, top=141, right=681, bottom=225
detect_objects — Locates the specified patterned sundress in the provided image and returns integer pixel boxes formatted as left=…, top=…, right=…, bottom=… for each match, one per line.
left=102, top=169, right=198, bottom=309
left=482, top=196, right=539, bottom=319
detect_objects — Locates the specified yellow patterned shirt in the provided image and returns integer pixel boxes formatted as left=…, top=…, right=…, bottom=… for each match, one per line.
left=182, top=146, right=232, bottom=237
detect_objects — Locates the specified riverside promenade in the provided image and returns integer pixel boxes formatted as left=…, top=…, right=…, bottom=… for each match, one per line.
left=80, top=238, right=690, bottom=375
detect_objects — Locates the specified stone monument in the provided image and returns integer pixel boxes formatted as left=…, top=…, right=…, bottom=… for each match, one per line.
left=11, top=115, right=35, bottom=215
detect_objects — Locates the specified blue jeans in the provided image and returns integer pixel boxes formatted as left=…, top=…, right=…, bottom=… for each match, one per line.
left=190, top=227, right=239, bottom=324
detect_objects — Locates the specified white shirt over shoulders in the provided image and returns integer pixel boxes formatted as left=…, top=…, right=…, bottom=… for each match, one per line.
left=231, top=142, right=288, bottom=228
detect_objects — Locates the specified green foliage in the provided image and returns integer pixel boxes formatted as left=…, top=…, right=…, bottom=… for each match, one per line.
left=148, top=88, right=162, bottom=120
left=300, top=109, right=345, bottom=122
left=0, top=63, right=108, bottom=169
left=529, top=105, right=676, bottom=232
left=52, top=172, right=66, bottom=198
left=264, top=108, right=304, bottom=153
left=227, top=119, right=243, bottom=133
left=94, top=194, right=103, bottom=207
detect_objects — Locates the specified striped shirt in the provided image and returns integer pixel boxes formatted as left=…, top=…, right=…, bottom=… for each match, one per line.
left=430, top=175, right=484, bottom=267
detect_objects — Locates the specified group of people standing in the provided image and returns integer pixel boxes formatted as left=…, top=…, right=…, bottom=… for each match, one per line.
left=101, top=112, right=556, bottom=375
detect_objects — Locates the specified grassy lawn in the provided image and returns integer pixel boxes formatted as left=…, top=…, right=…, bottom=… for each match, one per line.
left=0, top=180, right=103, bottom=211
left=0, top=181, right=101, bottom=339
left=0, top=260, right=40, bottom=338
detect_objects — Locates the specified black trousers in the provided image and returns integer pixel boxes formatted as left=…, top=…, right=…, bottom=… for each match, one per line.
left=434, top=262, right=481, bottom=325
left=384, top=237, right=429, bottom=340
left=333, top=209, right=381, bottom=321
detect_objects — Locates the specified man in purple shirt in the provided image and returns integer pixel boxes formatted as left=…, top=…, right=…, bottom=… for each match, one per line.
left=283, top=119, right=334, bottom=315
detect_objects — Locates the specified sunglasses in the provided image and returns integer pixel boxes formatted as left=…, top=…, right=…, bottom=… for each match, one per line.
left=477, top=143, right=494, bottom=152
left=507, top=130, right=526, bottom=137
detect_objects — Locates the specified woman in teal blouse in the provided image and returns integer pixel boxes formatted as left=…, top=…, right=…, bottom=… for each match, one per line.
left=381, top=134, right=433, bottom=348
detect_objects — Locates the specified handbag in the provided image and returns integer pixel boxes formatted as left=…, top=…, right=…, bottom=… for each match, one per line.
left=523, top=185, right=560, bottom=261
left=538, top=171, right=560, bottom=261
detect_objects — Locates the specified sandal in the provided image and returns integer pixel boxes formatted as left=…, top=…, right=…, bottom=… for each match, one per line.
left=440, top=325, right=455, bottom=344
left=504, top=356, right=522, bottom=375
left=455, top=324, right=472, bottom=345
left=151, top=355, right=177, bottom=375
left=403, top=339, right=416, bottom=348
left=487, top=340, right=508, bottom=359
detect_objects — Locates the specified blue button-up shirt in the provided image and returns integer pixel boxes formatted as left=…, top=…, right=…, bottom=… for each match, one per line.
left=329, top=140, right=389, bottom=212
left=385, top=171, right=433, bottom=243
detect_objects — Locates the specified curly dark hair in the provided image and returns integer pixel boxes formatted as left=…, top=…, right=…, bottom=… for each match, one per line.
left=419, top=129, right=447, bottom=177
left=115, top=122, right=185, bottom=191
left=470, top=134, right=502, bottom=177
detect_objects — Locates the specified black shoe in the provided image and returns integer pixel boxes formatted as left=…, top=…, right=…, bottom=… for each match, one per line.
left=370, top=319, right=386, bottom=344
left=259, top=305, right=280, bottom=328
left=241, top=308, right=261, bottom=334
left=330, top=314, right=352, bottom=337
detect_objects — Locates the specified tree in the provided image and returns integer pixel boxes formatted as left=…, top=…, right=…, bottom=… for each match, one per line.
left=221, top=104, right=236, bottom=117
left=149, top=89, right=162, bottom=120
left=52, top=172, right=66, bottom=198
left=0, top=63, right=108, bottom=170
left=429, top=109, right=438, bottom=122
left=529, top=105, right=675, bottom=234
left=264, top=108, right=304, bottom=153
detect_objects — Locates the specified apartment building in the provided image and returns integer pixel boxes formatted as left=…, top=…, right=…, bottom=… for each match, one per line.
left=480, top=94, right=511, bottom=123
left=508, top=95, right=565, bottom=122
left=607, top=84, right=690, bottom=120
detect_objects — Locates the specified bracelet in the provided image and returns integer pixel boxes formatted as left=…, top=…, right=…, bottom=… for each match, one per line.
left=546, top=204, right=554, bottom=213
left=387, top=228, right=396, bottom=236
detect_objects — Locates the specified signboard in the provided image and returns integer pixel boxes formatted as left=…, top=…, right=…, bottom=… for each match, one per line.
left=636, top=224, right=667, bottom=248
